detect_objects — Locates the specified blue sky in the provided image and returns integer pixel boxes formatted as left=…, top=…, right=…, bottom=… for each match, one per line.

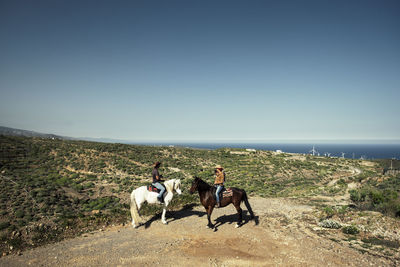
left=1, top=0, right=399, bottom=142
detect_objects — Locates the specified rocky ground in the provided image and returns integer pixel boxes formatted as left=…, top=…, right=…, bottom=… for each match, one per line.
left=1, top=197, right=399, bottom=267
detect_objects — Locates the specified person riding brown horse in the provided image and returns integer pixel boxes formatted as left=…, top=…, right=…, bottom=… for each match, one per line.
left=214, top=165, right=225, bottom=208
left=190, top=177, right=256, bottom=229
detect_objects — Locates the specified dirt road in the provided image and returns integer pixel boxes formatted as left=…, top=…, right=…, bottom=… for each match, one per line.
left=0, top=198, right=397, bottom=266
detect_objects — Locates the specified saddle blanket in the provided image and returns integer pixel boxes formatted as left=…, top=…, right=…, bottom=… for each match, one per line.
left=147, top=185, right=160, bottom=193
left=221, top=188, right=233, bottom=198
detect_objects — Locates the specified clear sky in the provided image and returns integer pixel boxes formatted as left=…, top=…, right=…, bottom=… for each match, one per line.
left=1, top=0, right=399, bottom=142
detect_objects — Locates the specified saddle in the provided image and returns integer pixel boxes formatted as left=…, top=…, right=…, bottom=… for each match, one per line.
left=147, top=184, right=167, bottom=203
left=147, top=184, right=160, bottom=193
left=213, top=186, right=233, bottom=200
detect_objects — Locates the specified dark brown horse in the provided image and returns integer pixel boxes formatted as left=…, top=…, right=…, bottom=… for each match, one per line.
left=189, top=177, right=255, bottom=229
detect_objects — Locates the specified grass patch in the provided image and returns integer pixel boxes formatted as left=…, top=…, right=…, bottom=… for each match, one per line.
left=342, top=225, right=360, bottom=235
left=362, top=237, right=400, bottom=249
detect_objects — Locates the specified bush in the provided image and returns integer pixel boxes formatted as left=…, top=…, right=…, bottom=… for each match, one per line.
left=323, top=206, right=335, bottom=218
left=349, top=189, right=366, bottom=202
left=0, top=222, right=10, bottom=231
left=350, top=187, right=399, bottom=217
left=15, top=210, right=24, bottom=218
left=319, top=219, right=342, bottom=229
left=342, top=225, right=360, bottom=235
left=369, top=189, right=385, bottom=205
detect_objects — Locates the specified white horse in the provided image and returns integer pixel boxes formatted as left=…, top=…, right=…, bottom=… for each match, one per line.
left=130, top=179, right=182, bottom=228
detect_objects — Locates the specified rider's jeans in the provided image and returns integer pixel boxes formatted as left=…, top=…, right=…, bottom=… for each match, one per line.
left=216, top=185, right=223, bottom=203
left=153, top=182, right=166, bottom=199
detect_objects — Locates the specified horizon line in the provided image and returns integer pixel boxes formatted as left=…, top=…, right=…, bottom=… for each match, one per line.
left=85, top=137, right=400, bottom=145
left=1, top=125, right=399, bottom=144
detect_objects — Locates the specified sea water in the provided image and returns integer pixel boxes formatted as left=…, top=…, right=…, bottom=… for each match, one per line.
left=136, top=143, right=400, bottom=160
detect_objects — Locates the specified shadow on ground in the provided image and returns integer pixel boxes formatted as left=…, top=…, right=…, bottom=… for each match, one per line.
left=213, top=211, right=259, bottom=231
left=142, top=204, right=205, bottom=229
left=139, top=203, right=259, bottom=230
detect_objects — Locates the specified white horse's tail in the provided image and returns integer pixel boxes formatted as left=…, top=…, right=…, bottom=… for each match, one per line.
left=130, top=191, right=141, bottom=228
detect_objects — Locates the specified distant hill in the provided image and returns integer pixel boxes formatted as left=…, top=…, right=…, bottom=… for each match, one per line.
left=0, top=126, right=134, bottom=144
left=0, top=126, right=64, bottom=139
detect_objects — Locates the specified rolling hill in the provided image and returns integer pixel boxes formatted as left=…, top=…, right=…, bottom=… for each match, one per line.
left=0, top=134, right=399, bottom=261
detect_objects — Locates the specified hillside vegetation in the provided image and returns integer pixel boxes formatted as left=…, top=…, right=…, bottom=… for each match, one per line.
left=0, top=135, right=399, bottom=257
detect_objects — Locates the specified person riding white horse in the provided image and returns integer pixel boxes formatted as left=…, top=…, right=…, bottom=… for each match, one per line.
left=152, top=161, right=166, bottom=203
left=130, top=178, right=182, bottom=228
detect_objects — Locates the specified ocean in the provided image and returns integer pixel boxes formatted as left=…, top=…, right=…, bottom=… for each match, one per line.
left=135, top=143, right=400, bottom=160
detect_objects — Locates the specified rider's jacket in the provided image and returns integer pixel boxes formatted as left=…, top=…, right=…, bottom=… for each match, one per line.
left=214, top=170, right=225, bottom=185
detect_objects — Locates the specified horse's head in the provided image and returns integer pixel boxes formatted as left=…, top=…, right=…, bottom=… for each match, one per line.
left=164, top=179, right=182, bottom=195
left=174, top=179, right=182, bottom=195
left=189, top=177, right=200, bottom=194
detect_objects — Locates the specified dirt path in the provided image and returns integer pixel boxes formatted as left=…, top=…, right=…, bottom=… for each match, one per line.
left=0, top=198, right=396, bottom=266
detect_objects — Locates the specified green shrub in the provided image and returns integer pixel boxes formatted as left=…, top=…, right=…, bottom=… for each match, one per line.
left=8, top=236, right=25, bottom=250
left=369, top=189, right=384, bottom=205
left=350, top=189, right=366, bottom=202
left=362, top=237, right=400, bottom=249
left=323, top=206, right=335, bottom=218
left=15, top=210, right=24, bottom=218
left=55, top=177, right=70, bottom=186
left=342, top=225, right=360, bottom=235
left=0, top=222, right=10, bottom=231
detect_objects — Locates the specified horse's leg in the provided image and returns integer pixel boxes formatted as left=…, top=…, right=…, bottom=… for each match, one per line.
left=161, top=193, right=172, bottom=225
left=206, top=205, right=214, bottom=229
left=234, top=202, right=243, bottom=228
left=130, top=205, right=137, bottom=228
left=161, top=207, right=167, bottom=224
left=161, top=201, right=168, bottom=225
left=130, top=192, right=142, bottom=228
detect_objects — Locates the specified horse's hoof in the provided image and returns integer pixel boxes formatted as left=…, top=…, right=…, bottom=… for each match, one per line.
left=133, top=222, right=142, bottom=228
left=235, top=223, right=241, bottom=228
left=162, top=221, right=168, bottom=225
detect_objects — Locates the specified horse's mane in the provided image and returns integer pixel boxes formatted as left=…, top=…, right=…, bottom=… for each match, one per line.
left=196, top=177, right=212, bottom=191
left=164, top=178, right=179, bottom=193
left=164, top=179, right=174, bottom=192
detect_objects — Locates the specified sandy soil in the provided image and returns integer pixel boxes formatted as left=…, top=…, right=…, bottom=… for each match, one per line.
left=0, top=197, right=397, bottom=267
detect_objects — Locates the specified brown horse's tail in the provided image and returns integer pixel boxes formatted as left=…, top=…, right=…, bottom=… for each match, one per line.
left=242, top=190, right=255, bottom=220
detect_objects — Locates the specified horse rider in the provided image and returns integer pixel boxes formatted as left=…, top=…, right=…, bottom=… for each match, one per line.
left=152, top=161, right=166, bottom=203
left=214, top=165, right=226, bottom=207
